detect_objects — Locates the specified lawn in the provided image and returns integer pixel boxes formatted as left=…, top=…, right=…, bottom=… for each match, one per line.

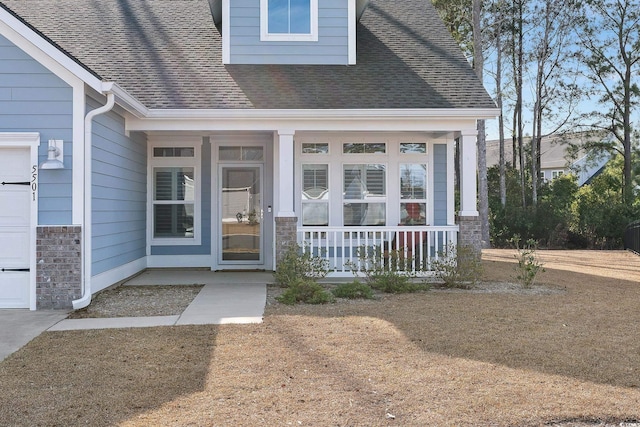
left=1, top=250, right=639, bottom=426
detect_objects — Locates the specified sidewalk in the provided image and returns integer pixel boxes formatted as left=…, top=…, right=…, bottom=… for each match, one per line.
left=49, top=282, right=267, bottom=331
left=49, top=271, right=271, bottom=331
left=1, top=271, right=271, bottom=361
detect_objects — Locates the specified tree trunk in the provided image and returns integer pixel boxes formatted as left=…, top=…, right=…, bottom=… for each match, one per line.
left=472, top=0, right=490, bottom=248
left=496, top=22, right=506, bottom=208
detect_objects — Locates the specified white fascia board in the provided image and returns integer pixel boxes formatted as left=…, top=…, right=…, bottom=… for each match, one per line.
left=0, top=8, right=103, bottom=92
left=348, top=0, right=356, bottom=65
left=0, top=9, right=147, bottom=117
left=222, top=0, right=230, bottom=64
left=108, top=83, right=149, bottom=118
left=127, top=108, right=500, bottom=132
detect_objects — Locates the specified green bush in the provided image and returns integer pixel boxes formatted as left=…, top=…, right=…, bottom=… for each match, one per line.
left=513, top=238, right=545, bottom=288
left=275, top=244, right=328, bottom=287
left=367, top=271, right=427, bottom=293
left=331, top=280, right=375, bottom=299
left=432, top=243, right=483, bottom=289
left=346, top=245, right=428, bottom=294
left=276, top=278, right=335, bottom=305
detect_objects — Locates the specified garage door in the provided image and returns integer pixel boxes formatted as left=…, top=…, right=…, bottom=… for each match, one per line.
left=0, top=147, right=31, bottom=308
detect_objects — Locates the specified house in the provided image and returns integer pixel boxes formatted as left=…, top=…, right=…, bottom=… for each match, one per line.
left=0, top=0, right=497, bottom=310
left=486, top=132, right=611, bottom=186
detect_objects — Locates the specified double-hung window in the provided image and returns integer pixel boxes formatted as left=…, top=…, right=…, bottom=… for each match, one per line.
left=150, top=142, right=201, bottom=245
left=261, top=0, right=318, bottom=41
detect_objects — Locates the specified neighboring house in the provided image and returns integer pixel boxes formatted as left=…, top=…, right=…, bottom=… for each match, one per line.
left=486, top=133, right=611, bottom=186
left=0, top=0, right=497, bottom=310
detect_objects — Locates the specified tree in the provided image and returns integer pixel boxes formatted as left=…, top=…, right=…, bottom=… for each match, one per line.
left=528, top=0, right=581, bottom=205
left=432, top=0, right=491, bottom=247
left=472, top=0, right=491, bottom=247
left=574, top=0, right=640, bottom=205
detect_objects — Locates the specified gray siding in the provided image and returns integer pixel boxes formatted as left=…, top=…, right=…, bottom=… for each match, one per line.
left=90, top=98, right=147, bottom=276
left=151, top=138, right=212, bottom=256
left=0, top=34, right=73, bottom=225
left=230, top=0, right=349, bottom=64
left=433, top=144, right=447, bottom=226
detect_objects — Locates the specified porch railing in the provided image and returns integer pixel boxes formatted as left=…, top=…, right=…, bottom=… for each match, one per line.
left=298, top=225, right=459, bottom=276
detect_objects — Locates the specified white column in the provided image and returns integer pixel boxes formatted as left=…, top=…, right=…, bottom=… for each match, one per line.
left=277, top=129, right=296, bottom=217
left=459, top=129, right=479, bottom=217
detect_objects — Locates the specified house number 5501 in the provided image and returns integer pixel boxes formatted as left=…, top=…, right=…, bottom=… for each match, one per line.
left=31, top=165, right=37, bottom=201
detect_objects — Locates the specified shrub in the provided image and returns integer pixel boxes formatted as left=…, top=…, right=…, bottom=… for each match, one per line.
left=367, top=270, right=427, bottom=293
left=276, top=278, right=335, bottom=305
left=331, top=281, right=375, bottom=299
left=344, top=245, right=429, bottom=293
left=431, top=243, right=482, bottom=288
left=274, top=244, right=328, bottom=287
left=513, top=238, right=545, bottom=288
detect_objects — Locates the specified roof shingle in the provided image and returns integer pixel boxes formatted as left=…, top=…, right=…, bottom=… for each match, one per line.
left=1, top=0, right=496, bottom=110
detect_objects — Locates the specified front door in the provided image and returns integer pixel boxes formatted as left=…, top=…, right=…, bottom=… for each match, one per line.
left=219, top=165, right=263, bottom=265
left=0, top=147, right=33, bottom=308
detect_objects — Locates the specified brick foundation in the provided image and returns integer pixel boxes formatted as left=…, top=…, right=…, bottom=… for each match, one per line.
left=36, top=226, right=82, bottom=309
left=456, top=215, right=482, bottom=259
left=275, top=216, right=298, bottom=266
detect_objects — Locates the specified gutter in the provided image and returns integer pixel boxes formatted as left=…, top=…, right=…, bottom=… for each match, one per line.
left=72, top=84, right=115, bottom=310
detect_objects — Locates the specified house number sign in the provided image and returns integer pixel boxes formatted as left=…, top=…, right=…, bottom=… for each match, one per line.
left=0, top=166, right=37, bottom=200
left=32, top=165, right=38, bottom=201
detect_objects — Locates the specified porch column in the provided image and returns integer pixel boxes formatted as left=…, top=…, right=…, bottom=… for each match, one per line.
left=457, top=129, right=482, bottom=256
left=275, top=130, right=297, bottom=265
left=276, top=130, right=295, bottom=217
left=459, top=129, right=478, bottom=217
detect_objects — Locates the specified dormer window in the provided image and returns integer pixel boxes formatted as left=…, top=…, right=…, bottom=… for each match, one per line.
left=260, top=0, right=318, bottom=42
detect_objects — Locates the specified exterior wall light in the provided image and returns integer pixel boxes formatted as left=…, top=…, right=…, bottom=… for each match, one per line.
left=39, top=139, right=64, bottom=170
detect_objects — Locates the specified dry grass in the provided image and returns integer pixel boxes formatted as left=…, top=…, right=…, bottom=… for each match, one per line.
left=1, top=250, right=639, bottom=426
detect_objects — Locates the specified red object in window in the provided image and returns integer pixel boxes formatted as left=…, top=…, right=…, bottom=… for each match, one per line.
left=405, top=202, right=421, bottom=220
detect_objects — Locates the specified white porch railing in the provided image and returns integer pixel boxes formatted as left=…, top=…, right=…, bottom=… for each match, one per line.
left=298, top=225, right=459, bottom=277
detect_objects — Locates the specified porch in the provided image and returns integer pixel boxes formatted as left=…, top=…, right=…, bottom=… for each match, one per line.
left=299, top=225, right=458, bottom=277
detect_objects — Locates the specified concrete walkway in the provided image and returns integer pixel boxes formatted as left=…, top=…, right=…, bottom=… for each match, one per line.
left=1, top=271, right=271, bottom=361
left=0, top=310, right=69, bottom=361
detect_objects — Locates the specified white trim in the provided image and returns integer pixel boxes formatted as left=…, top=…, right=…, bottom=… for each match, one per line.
left=348, top=0, right=356, bottom=64
left=71, top=83, right=85, bottom=224
left=0, top=8, right=103, bottom=92
left=142, top=108, right=499, bottom=120
left=127, top=112, right=495, bottom=133
left=260, top=0, right=318, bottom=42
left=276, top=130, right=296, bottom=217
left=1, top=13, right=148, bottom=119
left=147, top=137, right=203, bottom=247
left=147, top=255, right=211, bottom=268
left=458, top=129, right=479, bottom=217
left=446, top=138, right=456, bottom=225
left=90, top=257, right=147, bottom=294
left=0, top=132, right=40, bottom=310
left=222, top=0, right=231, bottom=64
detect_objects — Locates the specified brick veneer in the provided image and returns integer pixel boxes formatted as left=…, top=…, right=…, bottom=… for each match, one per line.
left=36, top=226, right=82, bottom=309
left=275, top=216, right=298, bottom=265
left=456, top=215, right=482, bottom=258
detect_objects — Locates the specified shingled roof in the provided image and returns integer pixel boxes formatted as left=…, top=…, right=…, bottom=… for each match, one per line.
left=1, top=0, right=496, bottom=110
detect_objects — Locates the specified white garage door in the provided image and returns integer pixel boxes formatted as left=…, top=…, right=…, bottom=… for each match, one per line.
left=0, top=147, right=32, bottom=308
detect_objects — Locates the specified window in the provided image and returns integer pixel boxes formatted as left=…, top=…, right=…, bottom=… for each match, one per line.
left=552, top=170, right=564, bottom=179
left=343, top=164, right=386, bottom=226
left=302, top=143, right=328, bottom=154
left=400, top=143, right=427, bottom=154
left=150, top=142, right=201, bottom=245
left=302, top=164, right=329, bottom=225
left=154, top=168, right=195, bottom=238
left=261, top=0, right=318, bottom=41
left=219, top=146, right=264, bottom=161
left=343, top=143, right=386, bottom=154
left=400, top=164, right=427, bottom=225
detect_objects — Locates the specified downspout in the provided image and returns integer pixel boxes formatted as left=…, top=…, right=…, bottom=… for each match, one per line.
left=72, top=87, right=115, bottom=310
